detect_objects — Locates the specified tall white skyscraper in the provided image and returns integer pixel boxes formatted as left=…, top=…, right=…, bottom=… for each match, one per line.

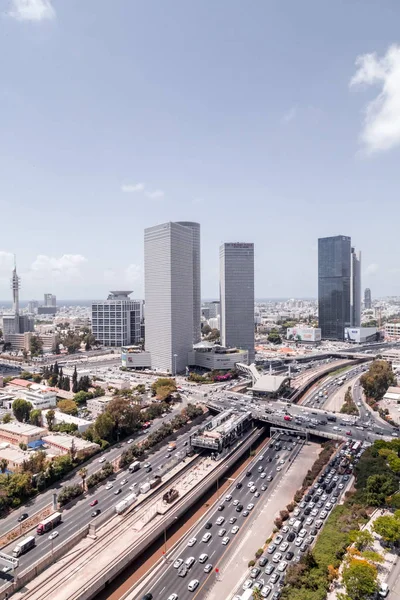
left=144, top=222, right=195, bottom=373
left=177, top=222, right=201, bottom=344
left=351, top=247, right=361, bottom=327
left=220, top=242, right=255, bottom=363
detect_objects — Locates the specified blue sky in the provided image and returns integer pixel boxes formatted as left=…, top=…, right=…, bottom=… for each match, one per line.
left=1, top=0, right=400, bottom=301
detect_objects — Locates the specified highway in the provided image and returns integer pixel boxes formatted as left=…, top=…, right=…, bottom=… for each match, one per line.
left=141, top=434, right=300, bottom=600
left=300, top=364, right=366, bottom=409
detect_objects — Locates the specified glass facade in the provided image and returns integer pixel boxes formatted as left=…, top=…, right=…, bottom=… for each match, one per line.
left=318, top=235, right=351, bottom=340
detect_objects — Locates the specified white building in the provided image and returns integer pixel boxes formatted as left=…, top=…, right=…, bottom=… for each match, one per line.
left=91, top=291, right=141, bottom=347
left=42, top=410, right=91, bottom=433
left=385, top=323, right=400, bottom=340
left=208, top=316, right=220, bottom=330
left=176, top=222, right=201, bottom=344
left=220, top=243, right=255, bottom=363
left=344, top=327, right=379, bottom=343
left=188, top=344, right=248, bottom=371
left=144, top=222, right=195, bottom=373
left=23, top=386, right=57, bottom=410
left=350, top=248, right=361, bottom=327
left=86, top=396, right=113, bottom=418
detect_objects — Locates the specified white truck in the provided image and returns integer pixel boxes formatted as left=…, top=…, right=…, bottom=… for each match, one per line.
left=12, top=535, right=35, bottom=557
left=292, top=519, right=302, bottom=533
left=128, top=461, right=140, bottom=473
left=241, top=589, right=256, bottom=600
left=115, top=492, right=137, bottom=515
left=139, top=481, right=151, bottom=495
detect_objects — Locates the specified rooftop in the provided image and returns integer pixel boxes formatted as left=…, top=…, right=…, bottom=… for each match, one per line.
left=42, top=434, right=99, bottom=451
left=251, top=374, right=289, bottom=393
left=0, top=446, right=29, bottom=465
left=9, top=379, right=31, bottom=388
left=0, top=422, right=47, bottom=435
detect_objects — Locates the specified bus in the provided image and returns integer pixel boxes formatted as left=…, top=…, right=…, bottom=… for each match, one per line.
left=352, top=441, right=361, bottom=453
left=37, top=512, right=62, bottom=535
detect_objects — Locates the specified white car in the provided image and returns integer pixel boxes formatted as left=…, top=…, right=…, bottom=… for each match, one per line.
left=127, top=439, right=134, bottom=444
left=120, top=479, right=128, bottom=485
left=260, top=472, right=267, bottom=478
left=279, top=542, right=289, bottom=552
left=222, top=536, right=230, bottom=545
left=202, top=533, right=212, bottom=543
left=225, top=494, right=232, bottom=502
left=248, top=481, right=255, bottom=488
left=98, top=457, right=106, bottom=463
left=198, top=553, right=208, bottom=563
left=231, top=526, right=239, bottom=534
left=243, top=579, right=253, bottom=590
left=48, top=531, right=59, bottom=540
left=250, top=486, right=257, bottom=493
left=272, top=552, right=282, bottom=563
left=278, top=561, right=288, bottom=572
left=306, top=517, right=314, bottom=526
left=293, top=508, right=300, bottom=516
left=295, top=538, right=303, bottom=547
left=281, top=525, right=289, bottom=534
left=105, top=483, right=113, bottom=490
left=229, top=517, right=237, bottom=524
left=218, top=528, right=227, bottom=537
left=247, top=503, right=255, bottom=511
left=320, top=511, right=328, bottom=519
left=173, top=558, right=183, bottom=569
left=298, top=529, right=307, bottom=538
left=187, top=537, right=197, bottom=547
left=233, top=499, right=240, bottom=506
left=276, top=466, right=282, bottom=471
left=188, top=579, right=199, bottom=592
left=311, top=508, right=319, bottom=517
left=338, top=483, right=344, bottom=490
left=216, top=517, right=225, bottom=526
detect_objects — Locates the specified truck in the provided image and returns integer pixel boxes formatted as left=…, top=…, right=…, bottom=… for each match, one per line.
left=139, top=482, right=151, bottom=494
left=292, top=519, right=302, bottom=533
left=115, top=492, right=137, bottom=515
left=128, top=460, right=141, bottom=473
left=12, top=535, right=35, bottom=557
left=241, top=589, right=256, bottom=600
left=167, top=442, right=177, bottom=451
left=163, top=488, right=179, bottom=504
left=37, top=512, right=62, bottom=535
left=150, top=475, right=162, bottom=489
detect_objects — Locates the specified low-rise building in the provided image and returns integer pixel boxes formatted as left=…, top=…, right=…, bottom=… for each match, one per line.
left=8, top=381, right=57, bottom=410
left=188, top=344, right=248, bottom=371
left=42, top=410, right=91, bottom=433
left=42, top=434, right=99, bottom=458
left=344, top=327, right=379, bottom=343
left=3, top=332, right=58, bottom=352
left=0, top=422, right=47, bottom=446
left=0, top=445, right=29, bottom=473
left=86, top=396, right=113, bottom=418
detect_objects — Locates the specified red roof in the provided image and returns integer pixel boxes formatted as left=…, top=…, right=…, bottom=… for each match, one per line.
left=9, top=379, right=32, bottom=388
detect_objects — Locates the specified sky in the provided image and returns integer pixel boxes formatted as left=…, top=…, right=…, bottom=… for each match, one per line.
left=1, top=0, right=400, bottom=301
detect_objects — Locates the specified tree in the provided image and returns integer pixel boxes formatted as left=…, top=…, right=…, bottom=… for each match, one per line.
left=57, top=399, right=78, bottom=416
left=29, top=409, right=42, bottom=426
left=46, top=409, right=56, bottom=431
left=342, top=559, right=378, bottom=600
left=69, top=438, right=77, bottom=461
left=94, top=412, right=115, bottom=441
left=63, top=375, right=70, bottom=391
left=0, top=459, right=8, bottom=474
left=2, top=413, right=11, bottom=424
left=252, top=588, right=263, bottom=600
left=12, top=398, right=32, bottom=423
left=29, top=335, right=43, bottom=357
left=72, top=366, right=78, bottom=393
left=54, top=362, right=59, bottom=376
left=202, top=324, right=212, bottom=336
left=365, top=473, right=398, bottom=506
left=78, top=467, right=88, bottom=491
left=54, top=342, right=60, bottom=355
left=349, top=529, right=374, bottom=551
left=267, top=330, right=282, bottom=344
left=373, top=514, right=400, bottom=543
left=106, top=397, right=141, bottom=434
left=360, top=360, right=396, bottom=401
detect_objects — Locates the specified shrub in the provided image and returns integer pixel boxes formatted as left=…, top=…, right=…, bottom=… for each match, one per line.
left=287, top=502, right=295, bottom=512
left=255, top=548, right=263, bottom=558
left=248, top=559, right=255, bottom=567
left=58, top=484, right=82, bottom=506
left=274, top=517, right=283, bottom=529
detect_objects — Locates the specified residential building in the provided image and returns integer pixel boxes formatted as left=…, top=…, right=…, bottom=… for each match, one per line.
left=27, top=300, right=39, bottom=314
left=385, top=323, right=400, bottom=340
left=4, top=332, right=57, bottom=353
left=177, top=222, right=201, bottom=344
left=318, top=235, right=351, bottom=340
left=91, top=291, right=141, bottom=347
left=208, top=316, right=220, bottom=330
left=44, top=294, right=57, bottom=307
left=350, top=247, right=361, bottom=327
left=42, top=434, right=99, bottom=458
left=206, top=301, right=220, bottom=319
left=23, top=386, right=57, bottom=410
left=0, top=423, right=47, bottom=446
left=2, top=314, right=19, bottom=336
left=220, top=242, right=255, bottom=363
left=86, top=396, right=113, bottom=418
left=144, top=221, right=195, bottom=373
left=364, top=288, right=372, bottom=309
left=19, top=315, right=34, bottom=333
left=42, top=410, right=91, bottom=433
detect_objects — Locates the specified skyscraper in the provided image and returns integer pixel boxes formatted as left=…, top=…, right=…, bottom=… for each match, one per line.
left=91, top=291, right=140, bottom=347
left=364, top=288, right=372, bottom=310
left=350, top=248, right=361, bottom=327
left=44, top=294, right=57, bottom=307
left=144, top=222, right=195, bottom=373
left=220, top=242, right=254, bottom=363
left=176, top=222, right=201, bottom=344
left=318, top=235, right=351, bottom=340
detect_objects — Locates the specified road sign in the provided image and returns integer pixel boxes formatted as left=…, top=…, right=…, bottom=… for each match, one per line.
left=0, top=551, right=19, bottom=568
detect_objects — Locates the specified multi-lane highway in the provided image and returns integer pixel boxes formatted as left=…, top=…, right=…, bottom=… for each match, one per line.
left=301, top=364, right=365, bottom=409
left=141, top=434, right=301, bottom=600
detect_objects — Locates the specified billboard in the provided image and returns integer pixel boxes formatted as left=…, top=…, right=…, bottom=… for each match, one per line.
left=287, top=327, right=321, bottom=342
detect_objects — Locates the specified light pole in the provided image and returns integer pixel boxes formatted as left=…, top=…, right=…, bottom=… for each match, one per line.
left=173, top=354, right=178, bottom=376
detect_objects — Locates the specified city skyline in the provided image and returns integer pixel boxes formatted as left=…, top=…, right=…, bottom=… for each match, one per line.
left=1, top=2, right=400, bottom=298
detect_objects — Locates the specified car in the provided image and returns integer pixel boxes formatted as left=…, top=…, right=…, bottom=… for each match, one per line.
left=218, top=528, right=227, bottom=537
left=267, top=475, right=273, bottom=481
left=288, top=518, right=296, bottom=526
left=255, top=491, right=260, bottom=498
left=205, top=522, right=212, bottom=529
left=300, top=543, right=309, bottom=553
left=114, top=489, right=122, bottom=495
left=295, top=538, right=303, bottom=547
left=17, top=513, right=28, bottom=522
left=261, top=485, right=267, bottom=491
left=105, top=483, right=113, bottom=490
left=379, top=582, right=389, bottom=597
left=253, top=581, right=264, bottom=591
left=243, top=579, right=253, bottom=590
left=231, top=525, right=239, bottom=534
left=304, top=507, right=311, bottom=516
left=225, top=494, right=232, bottom=502
left=248, top=481, right=255, bottom=488
left=320, top=511, right=328, bottom=519
left=198, top=553, right=208, bottom=563
left=285, top=551, right=294, bottom=560
left=188, top=579, right=199, bottom=592
left=272, top=552, right=282, bottom=563
left=267, top=544, right=276, bottom=554
left=173, top=558, right=183, bottom=569
left=216, top=516, right=225, bottom=526
left=236, top=504, right=244, bottom=513
left=260, top=472, right=267, bottom=478
left=311, top=508, right=319, bottom=517
left=236, top=482, right=243, bottom=489
left=278, top=561, right=288, bottom=572
left=272, top=591, right=281, bottom=599
left=276, top=466, right=282, bottom=471
left=269, top=573, right=280, bottom=584
left=287, top=532, right=296, bottom=542
left=242, top=510, right=249, bottom=517
left=187, top=537, right=197, bottom=547
left=338, top=483, right=344, bottom=490
left=259, top=556, right=268, bottom=567
left=204, top=563, right=213, bottom=573
left=218, top=505, right=224, bottom=511
left=279, top=542, right=289, bottom=552
left=146, top=467, right=152, bottom=473
left=142, top=594, right=153, bottom=600
left=91, top=509, right=101, bottom=517
left=202, top=533, right=212, bottom=543
left=325, top=502, right=332, bottom=510
left=48, top=531, right=59, bottom=540
left=127, top=439, right=134, bottom=444
left=250, top=486, right=257, bottom=493
left=261, top=586, right=272, bottom=598
left=310, top=527, right=318, bottom=536
left=121, top=479, right=128, bottom=485
left=222, top=536, right=230, bottom=545
left=315, top=519, right=323, bottom=529
left=233, top=499, right=240, bottom=506
left=274, top=535, right=283, bottom=544
left=298, top=529, right=307, bottom=538
left=247, top=503, right=255, bottom=511
left=321, top=493, right=328, bottom=501
left=99, top=457, right=106, bottom=463
left=229, top=517, right=237, bottom=525
left=305, top=517, right=314, bottom=526
left=167, top=595, right=178, bottom=600
left=250, top=567, right=261, bottom=579
left=143, top=462, right=151, bottom=468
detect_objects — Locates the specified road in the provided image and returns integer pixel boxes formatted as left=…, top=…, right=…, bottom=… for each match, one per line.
left=300, top=364, right=365, bottom=409
left=141, top=434, right=299, bottom=600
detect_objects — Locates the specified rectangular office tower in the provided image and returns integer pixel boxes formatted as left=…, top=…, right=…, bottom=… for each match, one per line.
left=91, top=291, right=141, bottom=347
left=176, top=222, right=201, bottom=344
left=318, top=235, right=351, bottom=340
left=144, top=222, right=195, bottom=373
left=220, top=243, right=255, bottom=363
left=351, top=248, right=361, bottom=327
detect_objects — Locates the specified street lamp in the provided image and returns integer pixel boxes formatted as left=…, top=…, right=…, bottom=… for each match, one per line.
left=173, top=354, right=178, bottom=376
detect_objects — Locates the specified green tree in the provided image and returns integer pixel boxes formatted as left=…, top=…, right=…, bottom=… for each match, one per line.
left=349, top=529, right=374, bottom=551
left=373, top=514, right=400, bottom=543
left=46, top=409, right=56, bottom=431
left=29, top=409, right=42, bottom=426
left=2, top=413, right=11, bottom=424
left=267, top=330, right=282, bottom=344
left=106, top=397, right=141, bottom=434
left=29, top=335, right=43, bottom=357
left=0, top=459, right=8, bottom=473
left=94, top=412, right=115, bottom=441
left=252, top=588, right=263, bottom=600
left=12, top=398, right=32, bottom=422
left=342, top=559, right=378, bottom=600
left=78, top=467, right=88, bottom=491
left=63, top=375, right=71, bottom=391
left=202, top=324, right=212, bottom=336
left=72, top=365, right=78, bottom=393
left=360, top=360, right=396, bottom=401
left=57, top=399, right=78, bottom=415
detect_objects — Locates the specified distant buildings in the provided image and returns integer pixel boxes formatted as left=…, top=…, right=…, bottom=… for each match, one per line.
left=364, top=288, right=372, bottom=310
left=220, top=243, right=255, bottom=363
left=91, top=291, right=141, bottom=347
left=44, top=293, right=57, bottom=307
left=27, top=300, right=39, bottom=314
left=318, top=235, right=362, bottom=340
left=144, top=222, right=196, bottom=373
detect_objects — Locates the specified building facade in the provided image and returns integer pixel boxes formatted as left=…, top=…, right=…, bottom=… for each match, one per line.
left=44, top=294, right=57, bottom=307
left=86, top=396, right=113, bottom=418
left=177, top=222, right=201, bottom=344
left=350, top=248, right=361, bottom=327
left=144, top=222, right=195, bottom=373
left=385, top=323, right=400, bottom=340
left=0, top=423, right=47, bottom=446
left=364, top=288, right=372, bottom=309
left=318, top=235, right=351, bottom=340
left=91, top=291, right=141, bottom=347
left=220, top=242, right=255, bottom=363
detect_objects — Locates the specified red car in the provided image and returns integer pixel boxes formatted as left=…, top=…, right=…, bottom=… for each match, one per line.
left=346, top=431, right=352, bottom=436
left=90, top=499, right=98, bottom=507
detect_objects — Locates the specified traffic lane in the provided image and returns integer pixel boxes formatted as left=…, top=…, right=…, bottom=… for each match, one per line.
left=147, top=442, right=298, bottom=599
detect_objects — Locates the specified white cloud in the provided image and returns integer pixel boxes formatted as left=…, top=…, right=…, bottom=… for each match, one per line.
left=30, top=254, right=87, bottom=280
left=350, top=44, right=400, bottom=153
left=125, top=263, right=142, bottom=283
left=121, top=183, right=145, bottom=193
left=282, top=106, right=297, bottom=123
left=8, top=0, right=55, bottom=21
left=365, top=263, right=379, bottom=276
left=103, top=264, right=142, bottom=292
left=145, top=189, right=165, bottom=199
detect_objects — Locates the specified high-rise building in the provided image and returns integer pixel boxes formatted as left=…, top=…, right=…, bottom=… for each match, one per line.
left=220, top=242, right=255, bottom=363
left=318, top=235, right=352, bottom=340
left=350, top=248, right=361, bottom=327
left=144, top=222, right=195, bottom=373
left=91, top=291, right=141, bottom=347
left=176, top=222, right=201, bottom=344
left=364, top=288, right=372, bottom=310
left=27, top=301, right=39, bottom=314
left=44, top=294, right=57, bottom=307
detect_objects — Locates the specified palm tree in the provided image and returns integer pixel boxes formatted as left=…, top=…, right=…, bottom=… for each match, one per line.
left=252, top=588, right=263, bottom=600
left=78, top=467, right=88, bottom=491
left=0, top=459, right=8, bottom=474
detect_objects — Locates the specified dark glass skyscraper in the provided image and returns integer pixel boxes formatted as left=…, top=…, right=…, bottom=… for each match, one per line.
left=318, top=235, right=351, bottom=340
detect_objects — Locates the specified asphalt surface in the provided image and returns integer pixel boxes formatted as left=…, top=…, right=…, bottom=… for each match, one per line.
left=301, top=364, right=366, bottom=409
left=142, top=434, right=299, bottom=600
